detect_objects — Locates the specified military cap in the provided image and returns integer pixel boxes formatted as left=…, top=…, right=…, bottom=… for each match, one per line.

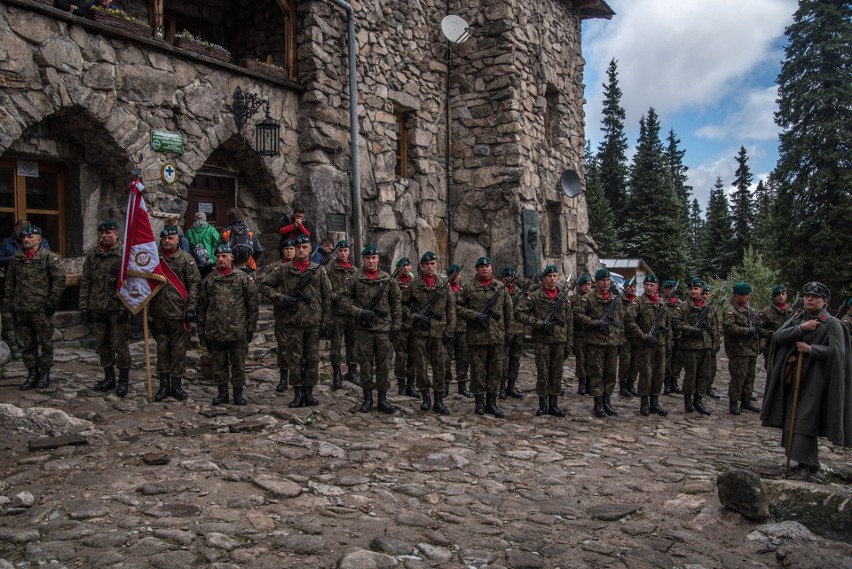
left=594, top=268, right=610, bottom=281
left=732, top=282, right=752, bottom=295
left=475, top=256, right=492, bottom=267
left=282, top=239, right=296, bottom=248
left=847, top=298, right=852, bottom=308
left=337, top=239, right=350, bottom=249
left=771, top=285, right=787, bottom=298
left=215, top=244, right=233, bottom=255
left=447, top=264, right=462, bottom=274
left=361, top=243, right=378, bottom=256
left=295, top=234, right=311, bottom=245
left=500, top=267, right=517, bottom=277
left=160, top=225, right=179, bottom=238
left=702, top=284, right=711, bottom=293
left=663, top=279, right=678, bottom=289
left=420, top=251, right=437, bottom=263
left=97, top=220, right=118, bottom=232
left=17, top=225, right=42, bottom=238
left=540, top=264, right=558, bottom=278
left=577, top=274, right=592, bottom=286
left=645, top=274, right=659, bottom=283
left=802, top=281, right=830, bottom=299
left=687, top=277, right=703, bottom=288
left=396, top=257, right=411, bottom=268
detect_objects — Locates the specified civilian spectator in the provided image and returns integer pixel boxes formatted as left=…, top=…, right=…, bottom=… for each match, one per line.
left=0, top=220, right=51, bottom=268
left=311, top=237, right=334, bottom=265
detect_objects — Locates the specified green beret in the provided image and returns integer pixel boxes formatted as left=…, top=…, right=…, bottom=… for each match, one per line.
left=687, top=277, right=703, bottom=288
left=577, top=274, right=591, bottom=286
left=447, top=264, right=462, bottom=274
left=337, top=240, right=350, bottom=249
left=500, top=267, right=516, bottom=277
left=594, top=268, right=610, bottom=281
left=803, top=281, right=830, bottom=299
left=18, top=225, right=42, bottom=238
left=540, top=264, right=557, bottom=278
left=282, top=239, right=296, bottom=248
left=732, top=282, right=752, bottom=295
left=215, top=244, right=232, bottom=255
left=295, top=235, right=311, bottom=245
left=97, top=220, right=118, bottom=232
left=475, top=256, right=492, bottom=267
left=663, top=279, right=678, bottom=288
left=160, top=225, right=179, bottom=238
left=771, top=285, right=787, bottom=298
left=420, top=251, right=437, bottom=263
left=847, top=298, right=852, bottom=308
left=361, top=243, right=378, bottom=256
left=702, top=284, right=711, bottom=293
left=396, top=257, right=411, bottom=268
left=644, top=274, right=658, bottom=283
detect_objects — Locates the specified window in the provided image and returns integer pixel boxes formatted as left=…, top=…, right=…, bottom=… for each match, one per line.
left=0, top=160, right=66, bottom=256
left=163, top=13, right=206, bottom=43
left=394, top=113, right=408, bottom=178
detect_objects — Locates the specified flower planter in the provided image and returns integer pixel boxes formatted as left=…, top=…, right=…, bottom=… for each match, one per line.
left=90, top=9, right=152, bottom=37
left=174, top=36, right=230, bottom=63
left=239, top=59, right=289, bottom=81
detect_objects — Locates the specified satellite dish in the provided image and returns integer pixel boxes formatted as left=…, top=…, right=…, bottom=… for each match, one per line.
left=559, top=169, right=583, bottom=198
left=442, top=15, right=472, bottom=44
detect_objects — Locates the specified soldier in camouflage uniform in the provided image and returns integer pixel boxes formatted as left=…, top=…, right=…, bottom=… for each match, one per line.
left=393, top=257, right=418, bottom=397
left=80, top=220, right=133, bottom=396
left=500, top=267, right=526, bottom=399
left=259, top=234, right=331, bottom=408
left=703, top=284, right=724, bottom=400
left=149, top=226, right=201, bottom=401
left=4, top=225, right=65, bottom=390
left=340, top=244, right=402, bottom=413
left=575, top=268, right=625, bottom=418
left=516, top=265, right=572, bottom=417
left=723, top=282, right=762, bottom=415
left=756, top=285, right=792, bottom=371
left=573, top=274, right=592, bottom=395
left=662, top=279, right=684, bottom=395
left=403, top=251, right=456, bottom=414
left=624, top=274, right=669, bottom=416
left=672, top=277, right=719, bottom=415
left=198, top=244, right=259, bottom=405
left=618, top=278, right=639, bottom=398
left=271, top=238, right=296, bottom=392
left=445, top=265, right=473, bottom=398
left=327, top=240, right=358, bottom=389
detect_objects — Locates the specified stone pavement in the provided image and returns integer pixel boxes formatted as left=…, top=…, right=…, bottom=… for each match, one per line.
left=0, top=345, right=850, bottom=569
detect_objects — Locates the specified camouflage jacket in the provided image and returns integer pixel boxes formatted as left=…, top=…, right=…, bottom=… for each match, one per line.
left=341, top=267, right=402, bottom=332
left=5, top=247, right=66, bottom=313
left=673, top=297, right=718, bottom=350
left=575, top=290, right=625, bottom=347
left=403, top=274, right=456, bottom=339
left=571, top=291, right=590, bottom=342
left=198, top=269, right=259, bottom=341
left=621, top=296, right=638, bottom=340
left=665, top=297, right=683, bottom=342
left=756, top=302, right=792, bottom=355
left=505, top=284, right=530, bottom=336
left=327, top=262, right=358, bottom=317
left=149, top=250, right=201, bottom=320
left=722, top=299, right=759, bottom=357
left=516, top=287, right=573, bottom=344
left=397, top=275, right=414, bottom=330
left=79, top=241, right=124, bottom=313
left=258, top=262, right=331, bottom=328
left=456, top=279, right=512, bottom=346
left=625, top=293, right=670, bottom=347
left=450, top=283, right=466, bottom=334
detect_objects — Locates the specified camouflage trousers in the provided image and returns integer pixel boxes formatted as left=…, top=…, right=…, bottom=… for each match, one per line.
left=727, top=355, right=757, bottom=401
left=91, top=311, right=131, bottom=369
left=393, top=328, right=414, bottom=379
left=679, top=348, right=711, bottom=395
left=273, top=326, right=288, bottom=371
left=445, top=331, right=468, bottom=382
left=505, top=333, right=524, bottom=383
left=533, top=343, right=564, bottom=396
left=467, top=343, right=503, bottom=394
left=354, top=330, right=391, bottom=391
left=575, top=339, right=588, bottom=379
left=666, top=344, right=684, bottom=380
left=585, top=344, right=618, bottom=397
left=15, top=311, right=54, bottom=369
left=618, top=340, right=633, bottom=382
left=207, top=339, right=248, bottom=387
left=281, top=326, right=320, bottom=387
left=330, top=315, right=356, bottom=367
left=152, top=318, right=190, bottom=377
left=632, top=344, right=666, bottom=396
left=412, top=336, right=446, bottom=392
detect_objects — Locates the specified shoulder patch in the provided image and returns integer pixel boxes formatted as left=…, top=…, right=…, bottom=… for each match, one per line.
left=819, top=313, right=828, bottom=322
left=725, top=310, right=735, bottom=317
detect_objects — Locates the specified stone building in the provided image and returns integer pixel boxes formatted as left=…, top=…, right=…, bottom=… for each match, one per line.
left=0, top=0, right=612, bottom=283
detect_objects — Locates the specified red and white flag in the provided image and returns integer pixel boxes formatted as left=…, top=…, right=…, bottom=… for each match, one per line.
left=119, top=179, right=166, bottom=314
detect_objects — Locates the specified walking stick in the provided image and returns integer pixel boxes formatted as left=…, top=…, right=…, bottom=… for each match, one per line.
left=784, top=353, right=805, bottom=479
left=143, top=305, right=154, bottom=402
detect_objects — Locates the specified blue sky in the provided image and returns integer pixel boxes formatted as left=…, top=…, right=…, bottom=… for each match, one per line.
left=581, top=0, right=798, bottom=214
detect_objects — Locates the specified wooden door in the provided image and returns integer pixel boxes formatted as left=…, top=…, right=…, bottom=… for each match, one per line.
left=185, top=174, right=235, bottom=233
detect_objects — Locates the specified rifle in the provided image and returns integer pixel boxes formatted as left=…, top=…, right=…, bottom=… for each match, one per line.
left=413, top=266, right=461, bottom=329
left=472, top=273, right=517, bottom=326
left=693, top=281, right=727, bottom=332
left=290, top=242, right=342, bottom=303
left=541, top=274, right=574, bottom=335
left=358, top=266, right=401, bottom=327
left=835, top=298, right=849, bottom=319
left=511, top=279, right=535, bottom=308
left=597, top=278, right=628, bottom=334
left=647, top=280, right=679, bottom=342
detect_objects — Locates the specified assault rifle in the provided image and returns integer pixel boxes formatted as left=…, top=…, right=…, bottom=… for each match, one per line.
left=511, top=279, right=535, bottom=308
left=647, top=279, right=679, bottom=342
left=597, top=277, right=631, bottom=334
left=472, top=272, right=517, bottom=327
left=290, top=242, right=342, bottom=303
left=358, top=266, right=401, bottom=327
left=413, top=265, right=462, bottom=329
left=835, top=298, right=849, bottom=319
left=692, top=280, right=727, bottom=333
left=541, top=274, right=574, bottom=335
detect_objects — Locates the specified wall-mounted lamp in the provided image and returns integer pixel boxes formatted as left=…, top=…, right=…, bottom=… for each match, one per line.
left=233, top=87, right=280, bottom=157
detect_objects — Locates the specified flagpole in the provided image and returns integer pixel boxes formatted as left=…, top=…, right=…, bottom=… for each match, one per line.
left=143, top=304, right=154, bottom=402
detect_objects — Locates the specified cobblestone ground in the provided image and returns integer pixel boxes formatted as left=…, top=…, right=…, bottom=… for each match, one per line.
left=1, top=342, right=850, bottom=569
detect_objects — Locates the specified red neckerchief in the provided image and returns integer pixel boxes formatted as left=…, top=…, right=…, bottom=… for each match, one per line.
left=294, top=258, right=310, bottom=273
left=624, top=293, right=636, bottom=301
left=450, top=282, right=460, bottom=292
left=161, top=248, right=176, bottom=258
left=478, top=278, right=493, bottom=287
left=647, top=293, right=659, bottom=303
left=506, top=284, right=516, bottom=294
left=217, top=267, right=232, bottom=276
left=693, top=298, right=704, bottom=308
left=600, top=291, right=611, bottom=300
left=667, top=295, right=678, bottom=305
left=337, top=261, right=352, bottom=269
left=399, top=274, right=411, bottom=284
left=100, top=243, right=112, bottom=251
left=544, top=287, right=558, bottom=299
left=776, top=302, right=788, bottom=310
left=364, top=268, right=379, bottom=280
left=422, top=274, right=436, bottom=288
left=24, top=248, right=38, bottom=260
left=736, top=301, right=747, bottom=310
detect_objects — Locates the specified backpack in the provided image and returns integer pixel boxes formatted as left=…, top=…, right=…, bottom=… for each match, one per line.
left=193, top=242, right=212, bottom=268
left=227, top=224, right=255, bottom=264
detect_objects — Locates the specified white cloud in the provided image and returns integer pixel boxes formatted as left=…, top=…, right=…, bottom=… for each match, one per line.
left=688, top=147, right=772, bottom=213
left=695, top=86, right=780, bottom=141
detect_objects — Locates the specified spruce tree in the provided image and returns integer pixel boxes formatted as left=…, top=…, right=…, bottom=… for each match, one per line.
left=751, top=178, right=774, bottom=258
left=596, top=59, right=630, bottom=223
left=584, top=141, right=622, bottom=257
left=700, top=176, right=736, bottom=278
left=729, top=146, right=754, bottom=268
left=687, top=198, right=704, bottom=274
left=666, top=129, right=692, bottom=219
left=773, top=0, right=852, bottom=293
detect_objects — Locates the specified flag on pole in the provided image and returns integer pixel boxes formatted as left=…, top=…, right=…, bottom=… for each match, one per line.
left=119, top=179, right=166, bottom=314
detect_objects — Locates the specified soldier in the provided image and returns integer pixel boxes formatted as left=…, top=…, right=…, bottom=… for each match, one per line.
left=500, top=267, right=526, bottom=399
left=672, top=277, right=719, bottom=415
left=4, top=225, right=65, bottom=389
left=624, top=274, right=669, bottom=416
left=404, top=251, right=456, bottom=414
left=756, top=285, right=793, bottom=370
left=327, top=240, right=358, bottom=389
left=259, top=234, right=331, bottom=408
left=618, top=278, right=638, bottom=398
left=149, top=226, right=201, bottom=401
left=446, top=264, right=473, bottom=398
left=722, top=282, right=761, bottom=415
left=516, top=265, right=572, bottom=416
left=842, top=299, right=852, bottom=339
left=393, top=257, right=418, bottom=397
left=197, top=244, right=259, bottom=405
left=703, top=284, right=724, bottom=400
left=574, top=268, right=625, bottom=418
left=662, top=279, right=684, bottom=395
left=573, top=274, right=592, bottom=395
left=271, top=238, right=296, bottom=392
left=80, top=220, right=132, bottom=396
left=341, top=244, right=402, bottom=413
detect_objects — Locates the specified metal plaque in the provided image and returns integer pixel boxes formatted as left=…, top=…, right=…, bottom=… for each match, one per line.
left=522, top=208, right=542, bottom=278
left=151, top=130, right=185, bottom=154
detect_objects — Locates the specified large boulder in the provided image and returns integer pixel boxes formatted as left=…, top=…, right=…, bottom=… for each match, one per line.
left=764, top=479, right=852, bottom=544
left=717, top=469, right=770, bottom=521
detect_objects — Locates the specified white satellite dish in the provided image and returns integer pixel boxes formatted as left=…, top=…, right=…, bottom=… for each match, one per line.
left=441, top=15, right=472, bottom=44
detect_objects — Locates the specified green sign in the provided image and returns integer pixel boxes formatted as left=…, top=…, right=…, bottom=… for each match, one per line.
left=151, top=130, right=184, bottom=154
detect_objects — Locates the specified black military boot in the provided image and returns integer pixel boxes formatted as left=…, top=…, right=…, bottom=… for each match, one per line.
left=458, top=381, right=473, bottom=398
left=663, top=376, right=672, bottom=395
left=171, top=377, right=188, bottom=401
left=740, top=397, right=761, bottom=413
left=506, top=380, right=524, bottom=399
left=432, top=390, right=449, bottom=415
left=670, top=377, right=683, bottom=394
left=650, top=395, right=668, bottom=416
left=404, top=373, right=418, bottom=397
left=94, top=367, right=116, bottom=392
left=640, top=396, right=650, bottom=416
left=484, top=393, right=504, bottom=418
left=212, top=384, right=229, bottom=405
left=498, top=380, right=507, bottom=400
left=548, top=395, right=565, bottom=418
left=602, top=394, right=618, bottom=416
left=693, top=394, right=710, bottom=415
left=21, top=367, right=40, bottom=390
left=35, top=368, right=51, bottom=389
left=397, top=377, right=406, bottom=396
left=332, top=365, right=343, bottom=390
left=419, top=390, right=431, bottom=411
left=627, top=378, right=639, bottom=397
left=303, top=385, right=319, bottom=406
left=619, top=381, right=631, bottom=398
left=729, top=399, right=741, bottom=415
left=154, top=373, right=171, bottom=402
left=232, top=386, right=247, bottom=406
left=684, top=393, right=694, bottom=412
left=577, top=377, right=587, bottom=396
left=377, top=391, right=396, bottom=414
left=536, top=396, right=548, bottom=416
left=288, top=386, right=305, bottom=408
left=359, top=389, right=373, bottom=413
left=474, top=394, right=485, bottom=415
left=344, top=364, right=359, bottom=385
left=276, top=369, right=289, bottom=393
left=705, top=385, right=721, bottom=399
left=115, top=368, right=130, bottom=398
left=592, top=396, right=606, bottom=418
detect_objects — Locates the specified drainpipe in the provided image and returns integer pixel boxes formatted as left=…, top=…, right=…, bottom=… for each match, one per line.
left=444, top=0, right=453, bottom=264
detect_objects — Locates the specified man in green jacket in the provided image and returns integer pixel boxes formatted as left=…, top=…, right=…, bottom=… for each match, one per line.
left=723, top=282, right=761, bottom=414
left=624, top=274, right=669, bottom=416
left=327, top=240, right=358, bottom=389
left=185, top=211, right=220, bottom=278
left=673, top=278, right=719, bottom=415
